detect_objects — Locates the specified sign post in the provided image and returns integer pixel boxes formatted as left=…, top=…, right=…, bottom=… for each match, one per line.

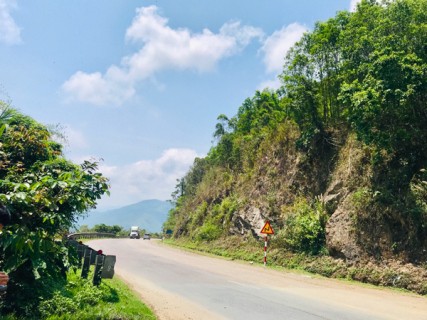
left=260, top=221, right=274, bottom=267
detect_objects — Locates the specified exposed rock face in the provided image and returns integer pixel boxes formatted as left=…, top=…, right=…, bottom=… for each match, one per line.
left=320, top=136, right=427, bottom=263
left=321, top=137, right=370, bottom=262
left=325, top=200, right=362, bottom=261
left=322, top=174, right=362, bottom=261
left=230, top=206, right=266, bottom=238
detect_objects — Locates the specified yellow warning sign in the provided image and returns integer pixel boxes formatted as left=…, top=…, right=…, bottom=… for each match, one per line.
left=260, top=221, right=274, bottom=235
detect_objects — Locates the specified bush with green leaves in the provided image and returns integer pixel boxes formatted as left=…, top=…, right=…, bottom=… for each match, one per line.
left=279, top=198, right=328, bottom=255
left=0, top=103, right=109, bottom=317
left=37, top=270, right=156, bottom=320
left=195, top=221, right=222, bottom=242
left=39, top=277, right=103, bottom=318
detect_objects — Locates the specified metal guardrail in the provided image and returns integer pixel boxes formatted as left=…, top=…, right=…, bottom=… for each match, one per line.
left=66, top=237, right=117, bottom=285
left=67, top=232, right=116, bottom=240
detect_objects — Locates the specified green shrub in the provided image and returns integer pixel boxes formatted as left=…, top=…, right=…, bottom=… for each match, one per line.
left=189, top=201, right=208, bottom=230
left=36, top=271, right=155, bottom=320
left=351, top=187, right=373, bottom=211
left=74, top=282, right=103, bottom=307
left=39, top=292, right=77, bottom=318
left=211, top=196, right=238, bottom=225
left=195, top=222, right=222, bottom=242
left=280, top=198, right=327, bottom=254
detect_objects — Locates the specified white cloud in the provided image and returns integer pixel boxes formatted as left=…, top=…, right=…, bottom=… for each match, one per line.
left=97, top=148, right=199, bottom=209
left=350, top=0, right=362, bottom=12
left=62, top=70, right=135, bottom=106
left=0, top=0, right=22, bottom=45
left=62, top=5, right=263, bottom=106
left=260, top=23, right=307, bottom=74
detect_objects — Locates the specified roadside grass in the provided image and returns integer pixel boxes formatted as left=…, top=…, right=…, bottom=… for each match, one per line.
left=43, top=270, right=156, bottom=320
left=4, top=270, right=156, bottom=320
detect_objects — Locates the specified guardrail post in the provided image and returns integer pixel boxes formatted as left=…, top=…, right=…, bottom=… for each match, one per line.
left=93, top=250, right=104, bottom=286
left=81, top=247, right=92, bottom=279
left=77, top=242, right=85, bottom=268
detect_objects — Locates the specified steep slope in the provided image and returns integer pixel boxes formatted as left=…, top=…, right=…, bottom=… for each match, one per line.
left=164, top=0, right=427, bottom=294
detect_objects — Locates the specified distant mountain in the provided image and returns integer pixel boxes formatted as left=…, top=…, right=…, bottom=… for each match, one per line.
left=78, top=199, right=174, bottom=233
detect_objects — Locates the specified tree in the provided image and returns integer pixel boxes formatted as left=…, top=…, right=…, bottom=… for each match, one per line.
left=213, top=114, right=232, bottom=140
left=0, top=103, right=109, bottom=317
left=339, top=0, right=427, bottom=188
left=93, top=224, right=123, bottom=234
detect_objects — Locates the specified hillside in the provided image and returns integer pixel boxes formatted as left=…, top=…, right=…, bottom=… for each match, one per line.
left=78, top=199, right=173, bottom=233
left=164, top=0, right=427, bottom=294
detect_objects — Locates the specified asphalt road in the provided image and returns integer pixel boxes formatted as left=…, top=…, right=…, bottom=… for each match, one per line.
left=87, top=239, right=427, bottom=320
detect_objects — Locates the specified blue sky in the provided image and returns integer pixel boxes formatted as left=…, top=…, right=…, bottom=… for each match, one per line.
left=0, top=0, right=360, bottom=210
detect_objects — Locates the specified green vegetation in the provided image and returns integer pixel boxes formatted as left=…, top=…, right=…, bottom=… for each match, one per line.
left=0, top=104, right=157, bottom=318
left=4, top=270, right=155, bottom=320
left=279, top=198, right=328, bottom=255
left=40, top=271, right=155, bottom=320
left=164, top=0, right=427, bottom=293
left=0, top=102, right=111, bottom=318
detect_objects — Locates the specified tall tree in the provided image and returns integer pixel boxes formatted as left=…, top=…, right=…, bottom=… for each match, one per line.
left=339, top=0, right=427, bottom=187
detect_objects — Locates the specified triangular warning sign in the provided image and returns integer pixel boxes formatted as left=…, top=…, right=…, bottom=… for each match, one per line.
left=260, top=221, right=274, bottom=234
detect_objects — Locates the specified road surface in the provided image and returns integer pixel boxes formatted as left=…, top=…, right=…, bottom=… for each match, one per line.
left=88, top=239, right=427, bottom=320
